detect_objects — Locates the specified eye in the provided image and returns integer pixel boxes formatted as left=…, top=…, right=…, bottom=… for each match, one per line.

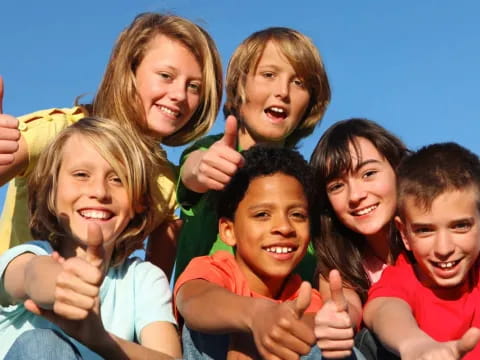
left=291, top=210, right=308, bottom=221
left=261, top=71, right=275, bottom=79
left=452, top=221, right=473, bottom=232
left=327, top=181, right=344, bottom=194
left=187, top=81, right=201, bottom=94
left=158, top=72, right=173, bottom=81
left=292, top=78, right=304, bottom=87
left=72, top=171, right=89, bottom=179
left=109, top=174, right=123, bottom=186
left=363, top=170, right=378, bottom=179
left=412, top=226, right=433, bottom=236
left=253, top=211, right=270, bottom=219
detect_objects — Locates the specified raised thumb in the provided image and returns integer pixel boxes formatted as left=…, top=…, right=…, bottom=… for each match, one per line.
left=221, top=115, right=238, bottom=149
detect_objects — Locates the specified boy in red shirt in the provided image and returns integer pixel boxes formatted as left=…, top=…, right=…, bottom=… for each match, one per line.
left=364, top=142, right=480, bottom=360
left=175, top=146, right=361, bottom=359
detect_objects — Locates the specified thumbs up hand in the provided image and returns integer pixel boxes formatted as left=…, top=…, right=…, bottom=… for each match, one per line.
left=0, top=76, right=21, bottom=166
left=251, top=281, right=316, bottom=359
left=183, top=115, right=245, bottom=193
left=314, top=270, right=355, bottom=358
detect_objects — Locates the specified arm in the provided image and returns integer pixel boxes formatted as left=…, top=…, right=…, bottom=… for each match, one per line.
left=176, top=279, right=316, bottom=359
left=180, top=116, right=244, bottom=193
left=363, top=297, right=480, bottom=359
left=3, top=252, right=61, bottom=307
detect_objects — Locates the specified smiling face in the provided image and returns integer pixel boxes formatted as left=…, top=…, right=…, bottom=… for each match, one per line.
left=397, top=188, right=480, bottom=289
left=238, top=41, right=310, bottom=149
left=135, top=34, right=202, bottom=138
left=326, top=137, right=397, bottom=242
left=55, top=135, right=134, bottom=255
left=219, top=173, right=310, bottom=296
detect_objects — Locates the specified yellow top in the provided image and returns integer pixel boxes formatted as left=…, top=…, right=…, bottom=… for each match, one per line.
left=0, top=107, right=177, bottom=254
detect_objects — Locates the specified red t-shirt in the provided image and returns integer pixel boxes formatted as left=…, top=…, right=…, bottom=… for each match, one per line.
left=368, top=253, right=480, bottom=359
left=174, top=251, right=323, bottom=316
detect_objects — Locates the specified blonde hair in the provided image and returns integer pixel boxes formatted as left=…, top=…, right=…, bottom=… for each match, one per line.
left=93, top=12, right=223, bottom=146
left=224, top=27, right=331, bottom=148
left=28, top=117, right=165, bottom=266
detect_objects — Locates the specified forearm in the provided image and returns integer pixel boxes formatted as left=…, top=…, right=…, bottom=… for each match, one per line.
left=180, top=150, right=208, bottom=193
left=177, top=280, right=260, bottom=333
left=363, top=297, right=431, bottom=354
left=24, top=255, right=62, bottom=308
left=87, top=332, right=176, bottom=360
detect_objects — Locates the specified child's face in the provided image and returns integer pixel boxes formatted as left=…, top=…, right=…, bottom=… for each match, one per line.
left=135, top=34, right=202, bottom=138
left=397, top=188, right=480, bottom=289
left=326, top=137, right=397, bottom=241
left=238, top=40, right=310, bottom=149
left=220, top=173, right=310, bottom=294
left=56, top=134, right=134, bottom=252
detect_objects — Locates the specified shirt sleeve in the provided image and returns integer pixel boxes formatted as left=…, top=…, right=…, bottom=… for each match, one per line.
left=367, top=255, right=415, bottom=306
left=18, top=107, right=86, bottom=177
left=133, top=259, right=176, bottom=334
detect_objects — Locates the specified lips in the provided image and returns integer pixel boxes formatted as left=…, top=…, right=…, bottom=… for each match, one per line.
left=78, top=209, right=114, bottom=221
left=265, top=106, right=288, bottom=120
left=430, top=258, right=462, bottom=270
left=156, top=104, right=181, bottom=118
left=351, top=204, right=378, bottom=216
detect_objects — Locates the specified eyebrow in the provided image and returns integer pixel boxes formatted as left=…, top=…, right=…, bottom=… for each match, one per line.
left=354, top=159, right=382, bottom=172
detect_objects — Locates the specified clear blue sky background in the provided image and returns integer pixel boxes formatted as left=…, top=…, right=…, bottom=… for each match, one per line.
left=1, top=0, right=479, bottom=209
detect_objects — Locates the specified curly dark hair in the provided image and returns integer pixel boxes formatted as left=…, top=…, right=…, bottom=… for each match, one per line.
left=217, top=145, right=316, bottom=225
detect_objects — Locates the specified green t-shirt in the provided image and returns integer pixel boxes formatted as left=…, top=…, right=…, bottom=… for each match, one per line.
left=174, top=134, right=317, bottom=283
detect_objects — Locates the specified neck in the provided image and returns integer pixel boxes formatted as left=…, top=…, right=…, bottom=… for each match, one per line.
left=364, top=225, right=391, bottom=264
left=237, top=127, right=285, bottom=151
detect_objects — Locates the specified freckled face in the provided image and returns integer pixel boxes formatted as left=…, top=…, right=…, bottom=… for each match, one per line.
left=238, top=41, right=310, bottom=149
left=135, top=35, right=202, bottom=139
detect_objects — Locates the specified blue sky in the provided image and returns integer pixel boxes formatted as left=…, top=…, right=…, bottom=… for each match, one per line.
left=1, top=0, right=479, bottom=209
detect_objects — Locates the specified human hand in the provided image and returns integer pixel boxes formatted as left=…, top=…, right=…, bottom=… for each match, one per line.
left=25, top=223, right=107, bottom=344
left=314, top=270, right=354, bottom=358
left=0, top=76, right=21, bottom=165
left=250, top=281, right=316, bottom=360
left=191, top=115, right=244, bottom=191
left=400, top=327, right=480, bottom=360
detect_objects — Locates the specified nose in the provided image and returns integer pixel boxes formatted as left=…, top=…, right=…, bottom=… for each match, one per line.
left=274, top=77, right=290, bottom=100
left=168, top=80, right=187, bottom=102
left=88, top=177, right=110, bottom=202
left=271, top=214, right=296, bottom=237
left=433, top=230, right=455, bottom=259
left=348, top=180, right=367, bottom=206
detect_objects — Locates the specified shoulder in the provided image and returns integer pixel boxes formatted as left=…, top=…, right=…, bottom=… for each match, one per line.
left=18, top=106, right=87, bottom=131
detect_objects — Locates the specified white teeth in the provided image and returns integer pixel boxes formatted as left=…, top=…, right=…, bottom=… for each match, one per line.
left=437, top=261, right=457, bottom=269
left=158, top=105, right=179, bottom=117
left=79, top=210, right=112, bottom=220
left=269, top=106, right=285, bottom=114
left=265, top=246, right=293, bottom=254
left=353, top=204, right=378, bottom=216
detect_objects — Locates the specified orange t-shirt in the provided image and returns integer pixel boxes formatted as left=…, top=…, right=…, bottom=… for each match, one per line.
left=174, top=251, right=323, bottom=318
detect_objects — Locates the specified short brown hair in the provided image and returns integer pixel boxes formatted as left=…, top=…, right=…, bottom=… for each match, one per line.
left=93, top=12, right=223, bottom=146
left=397, top=142, right=480, bottom=219
left=223, top=27, right=330, bottom=148
left=28, top=117, right=165, bottom=266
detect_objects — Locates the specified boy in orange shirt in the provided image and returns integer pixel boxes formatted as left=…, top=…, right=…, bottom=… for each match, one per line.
left=175, top=146, right=362, bottom=359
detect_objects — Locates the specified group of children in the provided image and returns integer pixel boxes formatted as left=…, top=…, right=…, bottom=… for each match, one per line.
left=0, top=11, right=479, bottom=360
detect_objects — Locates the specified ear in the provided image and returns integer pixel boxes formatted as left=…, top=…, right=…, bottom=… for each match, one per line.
left=219, top=217, right=236, bottom=247
left=394, top=215, right=411, bottom=251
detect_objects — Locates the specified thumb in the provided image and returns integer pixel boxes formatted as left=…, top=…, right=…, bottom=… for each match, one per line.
left=293, top=281, right=312, bottom=318
left=0, top=75, right=4, bottom=114
left=455, top=327, right=480, bottom=358
left=329, top=269, right=348, bottom=312
left=220, top=115, right=238, bottom=149
left=85, top=222, right=105, bottom=270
